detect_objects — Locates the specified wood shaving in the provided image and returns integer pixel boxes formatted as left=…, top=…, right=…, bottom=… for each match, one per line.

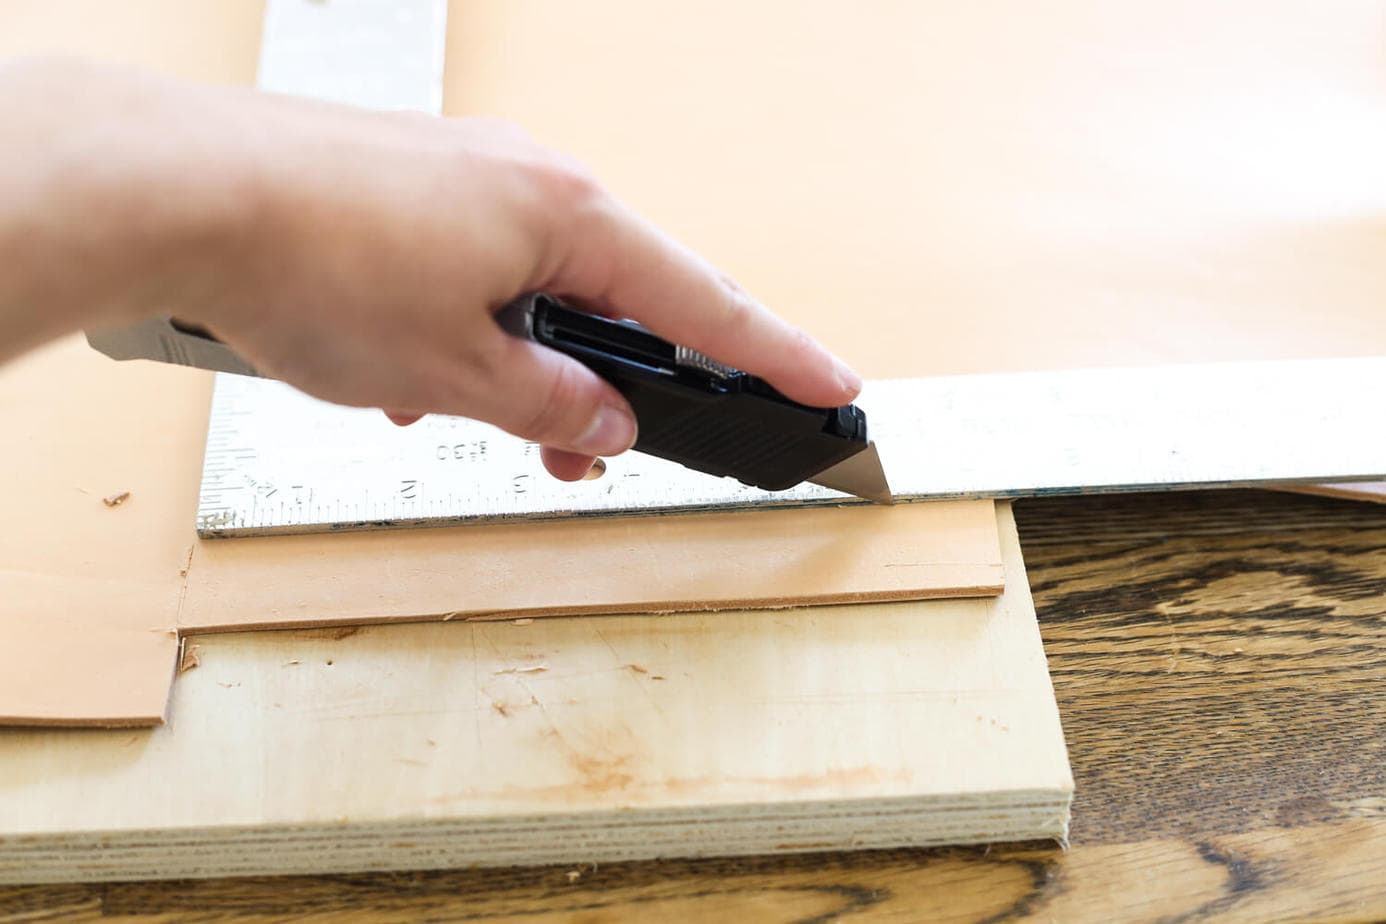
left=178, top=643, right=202, bottom=674
left=565, top=870, right=581, bottom=883
left=441, top=611, right=460, bottom=622
left=511, top=618, right=534, bottom=626
left=493, top=664, right=547, bottom=675
left=284, top=659, right=302, bottom=666
left=102, top=491, right=131, bottom=508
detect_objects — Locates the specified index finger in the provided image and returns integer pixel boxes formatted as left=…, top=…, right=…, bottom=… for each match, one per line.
left=540, top=201, right=862, bottom=409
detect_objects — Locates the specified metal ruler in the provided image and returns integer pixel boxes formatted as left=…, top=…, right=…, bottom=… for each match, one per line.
left=199, top=358, right=1386, bottom=536
left=258, top=0, right=446, bottom=114
left=200, top=1, right=1386, bottom=537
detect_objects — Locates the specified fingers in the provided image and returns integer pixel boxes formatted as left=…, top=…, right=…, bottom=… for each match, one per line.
left=543, top=204, right=862, bottom=408
left=380, top=412, right=605, bottom=483
left=459, top=328, right=637, bottom=457
left=541, top=446, right=600, bottom=481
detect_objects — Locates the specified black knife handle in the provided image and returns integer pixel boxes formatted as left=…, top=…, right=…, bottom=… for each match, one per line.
left=497, top=293, right=869, bottom=491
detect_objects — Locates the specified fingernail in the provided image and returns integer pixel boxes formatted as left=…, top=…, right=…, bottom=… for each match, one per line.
left=574, top=403, right=637, bottom=456
left=834, top=356, right=863, bottom=397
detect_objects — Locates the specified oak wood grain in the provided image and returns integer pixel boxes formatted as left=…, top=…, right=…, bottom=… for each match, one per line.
left=3, top=489, right=1383, bottom=922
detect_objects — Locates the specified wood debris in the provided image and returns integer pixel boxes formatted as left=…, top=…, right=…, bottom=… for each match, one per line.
left=511, top=618, right=534, bottom=626
left=625, top=664, right=648, bottom=675
left=102, top=491, right=131, bottom=508
left=178, top=643, right=202, bottom=674
left=284, top=659, right=302, bottom=666
left=493, top=664, right=548, bottom=675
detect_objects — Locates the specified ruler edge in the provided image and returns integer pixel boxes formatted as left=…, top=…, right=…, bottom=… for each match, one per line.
left=199, top=355, right=1386, bottom=537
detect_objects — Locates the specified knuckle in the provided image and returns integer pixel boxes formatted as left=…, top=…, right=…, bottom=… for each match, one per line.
left=529, top=152, right=603, bottom=212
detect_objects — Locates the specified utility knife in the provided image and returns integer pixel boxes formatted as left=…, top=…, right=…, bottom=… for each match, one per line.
left=85, top=295, right=894, bottom=504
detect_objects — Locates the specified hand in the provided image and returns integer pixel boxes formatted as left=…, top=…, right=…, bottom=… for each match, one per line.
left=0, top=59, right=862, bottom=480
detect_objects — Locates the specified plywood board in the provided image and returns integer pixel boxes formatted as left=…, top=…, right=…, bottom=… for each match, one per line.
left=0, top=339, right=1003, bottom=726
left=0, top=503, right=1070, bottom=883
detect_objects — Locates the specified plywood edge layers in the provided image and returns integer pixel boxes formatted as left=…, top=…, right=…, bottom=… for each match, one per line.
left=0, top=791, right=1072, bottom=884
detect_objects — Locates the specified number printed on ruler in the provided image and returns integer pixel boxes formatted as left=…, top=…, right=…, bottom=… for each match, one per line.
left=196, top=375, right=848, bottom=535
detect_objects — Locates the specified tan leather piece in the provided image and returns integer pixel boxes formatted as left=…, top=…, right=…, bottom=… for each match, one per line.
left=179, top=502, right=1003, bottom=631
left=0, top=339, right=1003, bottom=726
left=0, top=576, right=179, bottom=726
left=444, top=1, right=1386, bottom=376
left=0, top=0, right=264, bottom=81
left=0, top=341, right=210, bottom=726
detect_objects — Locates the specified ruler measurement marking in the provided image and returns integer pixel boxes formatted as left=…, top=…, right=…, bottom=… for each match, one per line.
left=199, top=357, right=1386, bottom=537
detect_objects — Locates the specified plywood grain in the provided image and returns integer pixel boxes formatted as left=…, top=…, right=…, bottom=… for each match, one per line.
left=0, top=504, right=1071, bottom=882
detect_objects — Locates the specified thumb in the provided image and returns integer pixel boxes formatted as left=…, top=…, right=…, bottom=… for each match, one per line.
left=465, top=329, right=637, bottom=458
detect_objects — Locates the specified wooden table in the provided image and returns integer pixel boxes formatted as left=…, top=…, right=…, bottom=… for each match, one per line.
left=3, top=489, right=1382, bottom=922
